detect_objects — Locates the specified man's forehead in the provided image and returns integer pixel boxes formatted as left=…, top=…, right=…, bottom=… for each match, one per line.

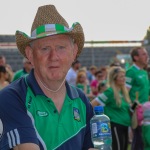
left=37, top=34, right=71, bottom=42
left=138, top=48, right=147, bottom=54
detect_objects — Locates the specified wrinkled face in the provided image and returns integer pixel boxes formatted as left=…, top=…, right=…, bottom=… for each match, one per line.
left=136, top=48, right=149, bottom=67
left=25, top=34, right=78, bottom=82
left=115, top=71, right=125, bottom=87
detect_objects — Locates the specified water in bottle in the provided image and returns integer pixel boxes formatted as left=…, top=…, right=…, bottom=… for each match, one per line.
left=90, top=106, right=112, bottom=150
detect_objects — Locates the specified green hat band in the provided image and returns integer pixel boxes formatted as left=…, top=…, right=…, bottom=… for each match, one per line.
left=16, top=22, right=80, bottom=39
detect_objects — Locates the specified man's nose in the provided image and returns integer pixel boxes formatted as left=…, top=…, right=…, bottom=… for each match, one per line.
left=48, top=49, right=59, bottom=60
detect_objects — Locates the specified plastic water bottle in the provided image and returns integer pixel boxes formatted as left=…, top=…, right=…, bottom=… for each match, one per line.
left=90, top=106, right=112, bottom=150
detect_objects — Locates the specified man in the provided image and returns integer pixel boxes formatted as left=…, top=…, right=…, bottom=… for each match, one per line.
left=12, top=58, right=32, bottom=81
left=0, top=5, right=94, bottom=150
left=66, top=59, right=81, bottom=86
left=125, top=47, right=149, bottom=150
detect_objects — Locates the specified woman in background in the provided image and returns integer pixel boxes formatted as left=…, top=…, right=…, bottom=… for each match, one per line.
left=76, top=71, right=94, bottom=100
left=91, top=66, right=131, bottom=150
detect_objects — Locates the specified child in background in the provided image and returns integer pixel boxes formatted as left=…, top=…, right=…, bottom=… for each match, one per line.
left=76, top=71, right=94, bottom=100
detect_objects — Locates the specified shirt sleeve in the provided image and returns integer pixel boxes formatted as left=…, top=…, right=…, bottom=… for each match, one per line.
left=0, top=88, right=39, bottom=149
left=96, top=88, right=114, bottom=106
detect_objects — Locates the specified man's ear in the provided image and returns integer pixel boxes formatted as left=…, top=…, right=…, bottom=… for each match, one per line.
left=25, top=46, right=33, bottom=65
left=134, top=55, right=139, bottom=62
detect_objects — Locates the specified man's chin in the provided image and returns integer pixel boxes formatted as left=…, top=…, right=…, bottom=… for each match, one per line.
left=49, top=75, right=64, bottom=81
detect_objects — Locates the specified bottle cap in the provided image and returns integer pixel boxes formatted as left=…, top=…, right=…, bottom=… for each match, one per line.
left=94, top=106, right=104, bottom=113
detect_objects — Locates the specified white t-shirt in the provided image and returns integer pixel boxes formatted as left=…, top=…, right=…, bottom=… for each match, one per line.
left=66, top=68, right=77, bottom=86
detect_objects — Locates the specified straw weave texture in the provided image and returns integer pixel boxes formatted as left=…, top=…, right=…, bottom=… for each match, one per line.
left=16, top=5, right=84, bottom=58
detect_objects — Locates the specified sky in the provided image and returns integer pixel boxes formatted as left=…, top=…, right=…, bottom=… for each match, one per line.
left=0, top=0, right=150, bottom=41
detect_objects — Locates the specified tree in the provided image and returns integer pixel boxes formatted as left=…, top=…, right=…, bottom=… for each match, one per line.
left=144, top=26, right=150, bottom=45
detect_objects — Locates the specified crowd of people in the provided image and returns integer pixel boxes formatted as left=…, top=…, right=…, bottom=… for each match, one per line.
left=0, top=4, right=150, bottom=150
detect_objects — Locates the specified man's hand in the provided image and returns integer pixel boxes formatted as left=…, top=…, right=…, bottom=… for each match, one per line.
left=13, top=143, right=40, bottom=150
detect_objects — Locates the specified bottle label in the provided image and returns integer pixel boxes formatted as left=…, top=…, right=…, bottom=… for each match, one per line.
left=91, top=121, right=111, bottom=138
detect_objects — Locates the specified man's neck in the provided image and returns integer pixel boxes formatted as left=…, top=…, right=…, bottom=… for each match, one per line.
left=134, top=62, right=144, bottom=69
left=39, top=80, right=66, bottom=113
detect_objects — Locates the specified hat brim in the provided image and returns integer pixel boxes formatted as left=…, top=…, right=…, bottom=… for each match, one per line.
left=15, top=23, right=84, bottom=58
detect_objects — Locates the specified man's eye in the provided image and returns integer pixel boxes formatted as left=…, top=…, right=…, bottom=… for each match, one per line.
left=41, top=47, right=52, bottom=52
left=56, top=46, right=65, bottom=50
left=42, top=47, right=49, bottom=51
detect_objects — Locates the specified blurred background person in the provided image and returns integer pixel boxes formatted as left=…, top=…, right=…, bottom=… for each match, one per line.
left=97, top=81, right=107, bottom=94
left=87, top=65, right=97, bottom=83
left=66, top=59, right=81, bottom=86
left=12, top=58, right=33, bottom=81
left=0, top=55, right=14, bottom=83
left=90, top=69, right=106, bottom=96
left=99, top=66, right=108, bottom=80
left=76, top=71, right=94, bottom=101
left=125, top=47, right=149, bottom=150
left=91, top=66, right=131, bottom=150
left=141, top=101, right=150, bottom=150
left=0, top=66, right=9, bottom=90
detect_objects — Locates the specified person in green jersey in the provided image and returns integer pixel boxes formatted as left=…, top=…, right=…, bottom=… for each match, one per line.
left=125, top=47, right=149, bottom=150
left=12, top=58, right=32, bottom=81
left=76, top=71, right=94, bottom=100
left=91, top=66, right=131, bottom=150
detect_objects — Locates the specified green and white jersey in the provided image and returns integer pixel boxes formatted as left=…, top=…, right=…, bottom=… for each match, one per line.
left=76, top=83, right=91, bottom=94
left=126, top=64, right=149, bottom=104
left=95, top=87, right=131, bottom=126
left=0, top=70, right=94, bottom=150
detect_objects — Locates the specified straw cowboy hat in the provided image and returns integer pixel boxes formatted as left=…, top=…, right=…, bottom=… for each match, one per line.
left=15, top=5, right=84, bottom=58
